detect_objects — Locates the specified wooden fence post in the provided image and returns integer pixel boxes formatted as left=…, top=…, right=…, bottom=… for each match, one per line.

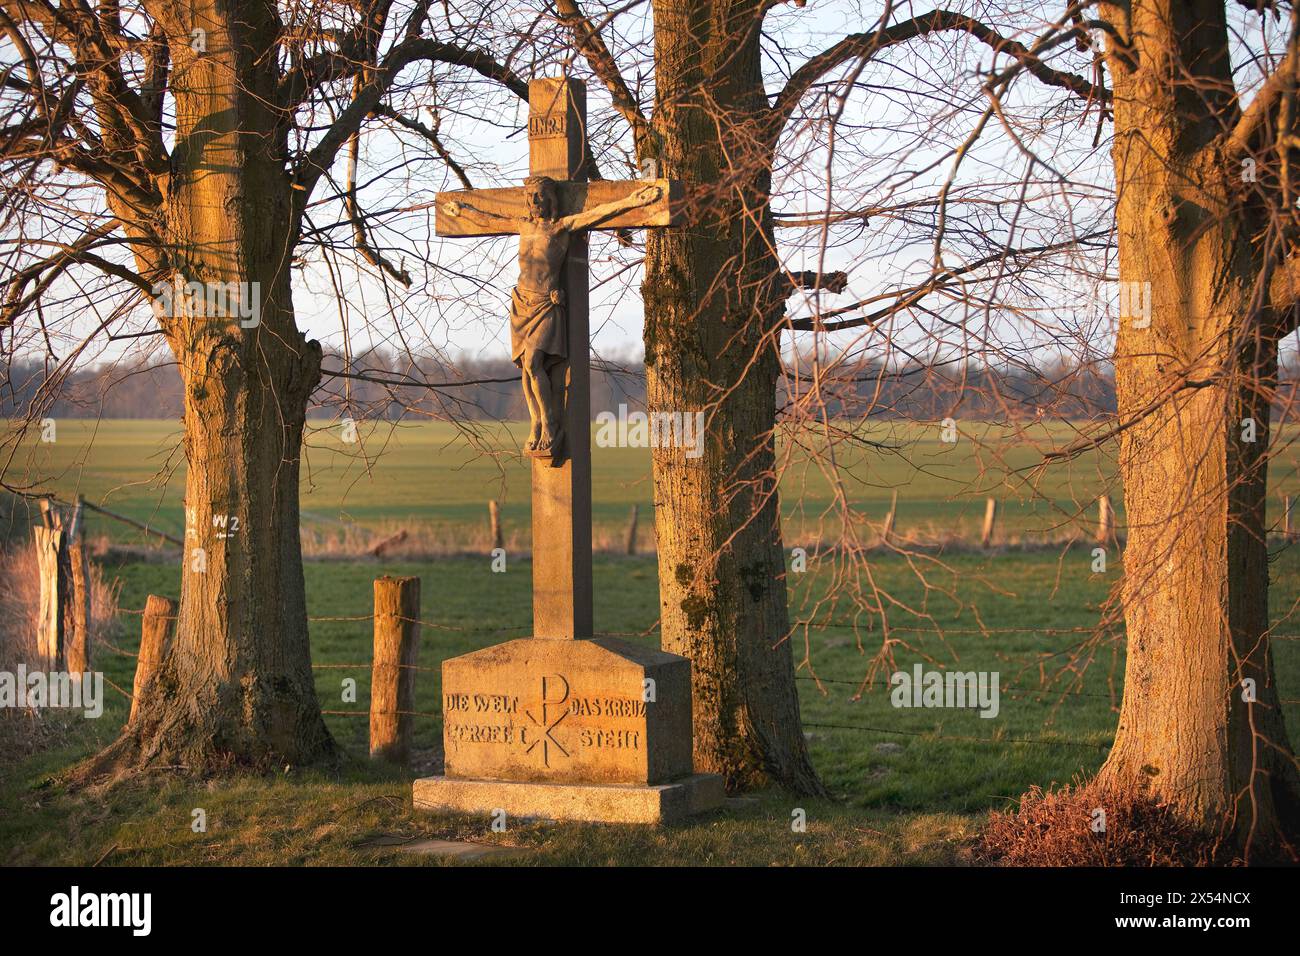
left=488, top=500, right=504, bottom=551
left=980, top=497, right=998, bottom=549
left=130, top=594, right=177, bottom=724
left=625, top=504, right=639, bottom=556
left=881, top=489, right=898, bottom=546
left=32, top=497, right=94, bottom=673
left=371, top=576, right=421, bottom=764
left=1097, top=495, right=1115, bottom=546
left=65, top=498, right=91, bottom=675
left=33, top=500, right=66, bottom=668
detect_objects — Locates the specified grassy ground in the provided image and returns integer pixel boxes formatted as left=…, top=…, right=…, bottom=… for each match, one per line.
left=3, top=548, right=1298, bottom=866
left=4, top=418, right=1300, bottom=865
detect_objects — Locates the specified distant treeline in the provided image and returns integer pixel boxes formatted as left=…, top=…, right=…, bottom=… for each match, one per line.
left=1, top=351, right=645, bottom=422
left=4, top=351, right=1298, bottom=422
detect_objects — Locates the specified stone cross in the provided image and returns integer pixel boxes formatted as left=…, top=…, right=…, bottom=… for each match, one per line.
left=416, top=78, right=722, bottom=824
left=435, top=77, right=680, bottom=640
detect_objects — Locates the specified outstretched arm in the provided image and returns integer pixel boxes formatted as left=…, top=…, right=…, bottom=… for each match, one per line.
left=441, top=198, right=514, bottom=223
left=560, top=183, right=664, bottom=232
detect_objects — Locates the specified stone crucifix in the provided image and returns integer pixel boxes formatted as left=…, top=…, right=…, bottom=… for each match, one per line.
left=417, top=78, right=722, bottom=823
left=436, top=77, right=681, bottom=639
left=443, top=176, right=664, bottom=460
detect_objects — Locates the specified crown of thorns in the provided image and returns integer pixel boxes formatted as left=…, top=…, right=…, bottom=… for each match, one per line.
left=524, top=175, right=558, bottom=194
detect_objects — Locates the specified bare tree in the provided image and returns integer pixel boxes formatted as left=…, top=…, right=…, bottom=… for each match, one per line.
left=544, top=0, right=1300, bottom=849
left=539, top=0, right=1105, bottom=792
left=1086, top=0, right=1300, bottom=856
left=934, top=0, right=1300, bottom=857
left=10, top=0, right=1292, bottom=860
left=0, top=0, right=528, bottom=776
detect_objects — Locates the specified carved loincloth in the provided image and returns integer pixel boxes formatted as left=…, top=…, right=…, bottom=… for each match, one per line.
left=509, top=285, right=567, bottom=367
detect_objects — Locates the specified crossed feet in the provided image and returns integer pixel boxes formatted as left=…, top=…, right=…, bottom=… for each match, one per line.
left=526, top=424, right=565, bottom=462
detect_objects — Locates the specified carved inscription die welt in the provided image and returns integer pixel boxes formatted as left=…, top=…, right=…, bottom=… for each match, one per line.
left=441, top=638, right=693, bottom=786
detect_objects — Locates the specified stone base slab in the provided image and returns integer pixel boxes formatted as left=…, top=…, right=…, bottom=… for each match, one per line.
left=413, top=773, right=725, bottom=825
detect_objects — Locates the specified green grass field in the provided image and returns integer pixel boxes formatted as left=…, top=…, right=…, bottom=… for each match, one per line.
left=2, top=420, right=1300, bottom=865
left=14, top=418, right=1300, bottom=548
left=0, top=417, right=1167, bottom=545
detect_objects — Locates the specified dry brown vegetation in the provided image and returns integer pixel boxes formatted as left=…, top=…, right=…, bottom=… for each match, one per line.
left=0, top=544, right=122, bottom=761
left=978, top=783, right=1223, bottom=867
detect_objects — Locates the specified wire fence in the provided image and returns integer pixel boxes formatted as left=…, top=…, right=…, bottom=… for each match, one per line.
left=94, top=605, right=1300, bottom=750
left=110, top=604, right=1300, bottom=642
left=21, top=492, right=1292, bottom=771
left=800, top=721, right=1112, bottom=752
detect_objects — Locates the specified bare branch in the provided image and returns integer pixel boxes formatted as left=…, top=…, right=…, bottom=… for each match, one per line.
left=556, top=0, right=650, bottom=152
left=292, top=36, right=528, bottom=204
left=773, top=8, right=1107, bottom=134
left=371, top=102, right=474, bottom=189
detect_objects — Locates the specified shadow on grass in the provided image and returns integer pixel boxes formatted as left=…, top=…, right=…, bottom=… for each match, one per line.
left=1, top=736, right=975, bottom=866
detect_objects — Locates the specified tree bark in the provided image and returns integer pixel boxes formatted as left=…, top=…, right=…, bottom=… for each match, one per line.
left=642, top=0, right=823, bottom=794
left=73, top=4, right=333, bottom=779
left=1097, top=0, right=1300, bottom=856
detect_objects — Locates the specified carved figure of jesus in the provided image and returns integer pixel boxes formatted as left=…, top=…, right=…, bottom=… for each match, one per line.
left=444, top=176, right=663, bottom=459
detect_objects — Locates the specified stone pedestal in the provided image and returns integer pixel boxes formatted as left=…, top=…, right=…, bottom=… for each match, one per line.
left=413, top=638, right=724, bottom=824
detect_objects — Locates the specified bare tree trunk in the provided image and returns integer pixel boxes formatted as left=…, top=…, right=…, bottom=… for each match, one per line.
left=1096, top=0, right=1300, bottom=855
left=73, top=6, right=333, bottom=778
left=642, top=0, right=823, bottom=794
left=83, top=282, right=332, bottom=775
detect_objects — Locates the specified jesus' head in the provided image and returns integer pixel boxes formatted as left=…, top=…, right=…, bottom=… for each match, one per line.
left=524, top=175, right=558, bottom=221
